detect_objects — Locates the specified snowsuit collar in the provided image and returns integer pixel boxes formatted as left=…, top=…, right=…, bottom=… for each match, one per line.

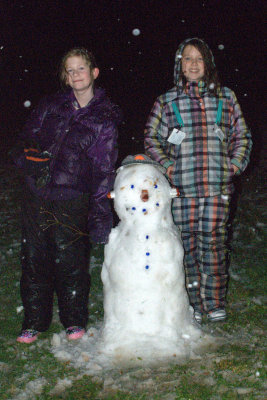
left=176, top=79, right=207, bottom=98
left=65, top=87, right=104, bottom=108
left=185, top=80, right=207, bottom=98
left=62, top=87, right=122, bottom=124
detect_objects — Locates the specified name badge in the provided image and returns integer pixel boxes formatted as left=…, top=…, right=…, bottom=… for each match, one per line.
left=167, top=128, right=186, bottom=145
left=213, top=124, right=224, bottom=142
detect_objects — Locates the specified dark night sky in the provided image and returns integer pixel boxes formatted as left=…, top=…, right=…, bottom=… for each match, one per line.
left=1, top=0, right=266, bottom=160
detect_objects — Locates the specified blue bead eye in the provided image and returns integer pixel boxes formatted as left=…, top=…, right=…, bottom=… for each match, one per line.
left=145, top=265, right=149, bottom=269
left=132, top=207, right=136, bottom=210
left=156, top=203, right=159, bottom=207
left=146, top=235, right=149, bottom=239
left=154, top=184, right=158, bottom=188
left=130, top=185, right=134, bottom=189
left=146, top=252, right=150, bottom=256
left=142, top=209, right=147, bottom=212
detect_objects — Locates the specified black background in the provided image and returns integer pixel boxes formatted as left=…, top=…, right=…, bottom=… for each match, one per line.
left=1, top=0, right=266, bottom=164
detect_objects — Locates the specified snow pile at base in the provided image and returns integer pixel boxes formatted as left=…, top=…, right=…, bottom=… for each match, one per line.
left=52, top=162, right=215, bottom=371
left=51, top=323, right=214, bottom=372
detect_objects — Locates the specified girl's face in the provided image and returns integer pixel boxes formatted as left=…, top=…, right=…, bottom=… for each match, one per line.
left=65, top=56, right=99, bottom=94
left=181, top=45, right=205, bottom=82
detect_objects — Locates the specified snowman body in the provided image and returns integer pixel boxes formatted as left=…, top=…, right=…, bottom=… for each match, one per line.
left=101, top=164, right=201, bottom=356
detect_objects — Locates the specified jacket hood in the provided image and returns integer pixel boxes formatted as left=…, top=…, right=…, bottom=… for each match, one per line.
left=173, top=37, right=215, bottom=85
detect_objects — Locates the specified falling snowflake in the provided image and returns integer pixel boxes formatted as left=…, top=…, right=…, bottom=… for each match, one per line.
left=218, top=44, right=224, bottom=50
left=23, top=100, right=31, bottom=108
left=132, top=28, right=141, bottom=36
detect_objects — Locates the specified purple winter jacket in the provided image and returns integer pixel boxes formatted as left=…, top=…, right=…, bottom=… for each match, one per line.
left=16, top=87, right=121, bottom=243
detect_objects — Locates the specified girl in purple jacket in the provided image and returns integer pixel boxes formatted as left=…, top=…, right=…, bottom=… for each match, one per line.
left=15, top=48, right=121, bottom=343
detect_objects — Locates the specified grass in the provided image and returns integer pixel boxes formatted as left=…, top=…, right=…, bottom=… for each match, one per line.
left=0, top=165, right=266, bottom=399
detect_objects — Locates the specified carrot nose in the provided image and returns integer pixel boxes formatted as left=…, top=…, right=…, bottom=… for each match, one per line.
left=141, top=189, right=149, bottom=202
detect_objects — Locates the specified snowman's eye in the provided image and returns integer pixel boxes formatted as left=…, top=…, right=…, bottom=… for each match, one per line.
left=154, top=184, right=158, bottom=189
left=130, top=184, right=135, bottom=189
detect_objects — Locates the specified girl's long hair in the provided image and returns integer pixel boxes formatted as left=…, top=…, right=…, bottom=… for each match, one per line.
left=180, top=39, right=220, bottom=95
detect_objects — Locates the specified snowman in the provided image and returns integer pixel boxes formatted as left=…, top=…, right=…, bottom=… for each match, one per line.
left=100, top=155, right=203, bottom=362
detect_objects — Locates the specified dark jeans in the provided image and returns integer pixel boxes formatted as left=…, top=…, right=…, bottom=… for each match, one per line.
left=20, top=188, right=91, bottom=331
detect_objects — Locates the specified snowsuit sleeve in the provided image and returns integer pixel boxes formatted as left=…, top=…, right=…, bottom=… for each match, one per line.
left=86, top=120, right=118, bottom=244
left=227, top=90, right=252, bottom=175
left=144, top=97, right=174, bottom=170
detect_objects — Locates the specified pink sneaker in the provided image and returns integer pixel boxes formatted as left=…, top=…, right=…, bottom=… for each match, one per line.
left=17, top=329, right=40, bottom=344
left=66, top=326, right=85, bottom=340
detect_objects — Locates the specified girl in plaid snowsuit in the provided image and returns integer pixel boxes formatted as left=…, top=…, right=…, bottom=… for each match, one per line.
left=145, top=38, right=252, bottom=323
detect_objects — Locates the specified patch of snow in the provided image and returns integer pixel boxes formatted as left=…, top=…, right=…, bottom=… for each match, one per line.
left=10, top=377, right=47, bottom=399
left=49, top=378, right=73, bottom=395
left=16, top=306, right=24, bottom=314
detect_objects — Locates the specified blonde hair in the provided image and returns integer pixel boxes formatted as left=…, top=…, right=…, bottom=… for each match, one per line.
left=59, top=48, right=98, bottom=87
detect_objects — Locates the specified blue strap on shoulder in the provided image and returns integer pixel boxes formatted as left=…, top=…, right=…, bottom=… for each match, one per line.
left=171, top=102, right=184, bottom=128
left=172, top=99, right=223, bottom=126
left=216, top=99, right=223, bottom=125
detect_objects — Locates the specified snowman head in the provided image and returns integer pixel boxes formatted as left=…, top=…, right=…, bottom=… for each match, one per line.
left=112, top=156, right=178, bottom=225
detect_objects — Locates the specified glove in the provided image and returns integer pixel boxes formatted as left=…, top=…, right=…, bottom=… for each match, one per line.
left=24, top=149, right=51, bottom=177
left=24, top=148, right=52, bottom=188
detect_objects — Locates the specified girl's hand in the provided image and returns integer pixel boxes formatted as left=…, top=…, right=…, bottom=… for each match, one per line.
left=166, top=165, right=174, bottom=179
left=231, top=164, right=239, bottom=174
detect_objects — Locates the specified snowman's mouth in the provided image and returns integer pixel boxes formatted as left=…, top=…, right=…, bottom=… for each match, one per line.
left=141, top=190, right=149, bottom=202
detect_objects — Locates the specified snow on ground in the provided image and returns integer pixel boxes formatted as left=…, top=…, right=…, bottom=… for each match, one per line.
left=51, top=322, right=218, bottom=373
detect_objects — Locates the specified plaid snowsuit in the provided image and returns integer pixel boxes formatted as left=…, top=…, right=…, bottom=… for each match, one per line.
left=145, top=76, right=252, bottom=313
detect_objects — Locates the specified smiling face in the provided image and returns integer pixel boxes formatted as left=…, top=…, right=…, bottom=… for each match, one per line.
left=181, top=45, right=205, bottom=82
left=65, top=55, right=99, bottom=95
